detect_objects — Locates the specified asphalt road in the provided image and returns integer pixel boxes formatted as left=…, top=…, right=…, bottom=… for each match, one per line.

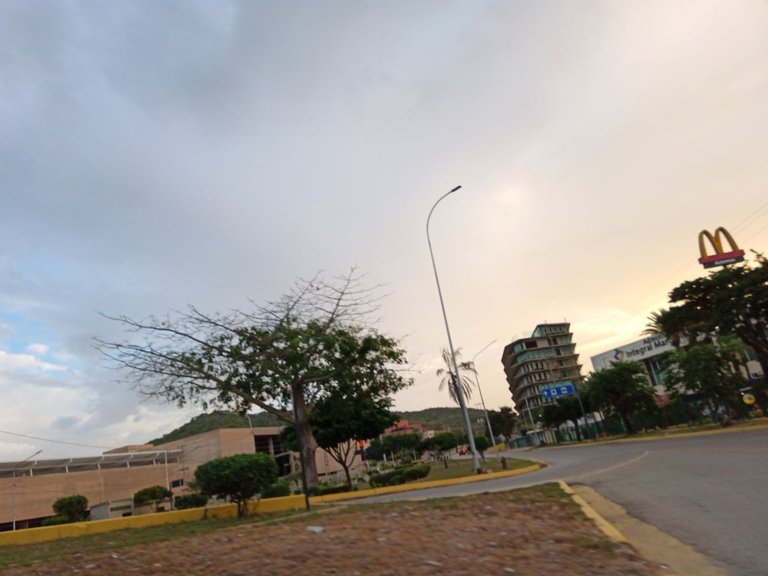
left=353, top=429, right=768, bottom=576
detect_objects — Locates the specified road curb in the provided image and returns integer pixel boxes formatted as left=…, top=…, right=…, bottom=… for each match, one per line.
left=558, top=480, right=628, bottom=544
left=313, top=463, right=543, bottom=504
left=569, top=484, right=729, bottom=576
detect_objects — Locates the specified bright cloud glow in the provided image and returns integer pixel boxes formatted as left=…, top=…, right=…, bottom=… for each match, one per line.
left=0, top=350, right=68, bottom=374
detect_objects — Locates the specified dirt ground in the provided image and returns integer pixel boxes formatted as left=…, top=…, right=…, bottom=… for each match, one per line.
left=2, top=486, right=660, bottom=576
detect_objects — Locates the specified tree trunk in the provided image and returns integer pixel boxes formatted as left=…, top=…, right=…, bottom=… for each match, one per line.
left=618, top=408, right=634, bottom=434
left=291, top=382, right=319, bottom=489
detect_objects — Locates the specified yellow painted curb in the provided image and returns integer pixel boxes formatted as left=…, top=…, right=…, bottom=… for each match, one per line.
left=0, top=495, right=307, bottom=547
left=311, top=463, right=543, bottom=504
left=559, top=480, right=628, bottom=544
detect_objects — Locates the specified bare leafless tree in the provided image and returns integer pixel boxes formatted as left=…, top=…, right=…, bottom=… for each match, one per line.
left=96, top=270, right=410, bottom=489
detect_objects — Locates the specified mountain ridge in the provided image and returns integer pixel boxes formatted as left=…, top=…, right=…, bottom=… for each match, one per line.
left=149, top=406, right=489, bottom=445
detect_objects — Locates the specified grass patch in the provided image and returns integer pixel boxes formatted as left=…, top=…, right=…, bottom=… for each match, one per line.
left=422, top=457, right=536, bottom=481
left=532, top=482, right=567, bottom=499
left=0, top=461, right=541, bottom=569
left=0, top=511, right=301, bottom=569
left=0, top=483, right=612, bottom=573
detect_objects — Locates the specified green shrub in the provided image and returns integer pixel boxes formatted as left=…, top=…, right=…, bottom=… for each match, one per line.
left=174, top=493, right=209, bottom=509
left=401, top=464, right=430, bottom=482
left=194, top=453, right=278, bottom=517
left=52, top=495, right=89, bottom=522
left=261, top=481, right=291, bottom=498
left=369, top=464, right=430, bottom=487
left=133, top=485, right=172, bottom=511
left=41, top=515, right=69, bottom=526
left=316, top=484, right=354, bottom=495
left=369, top=470, right=403, bottom=487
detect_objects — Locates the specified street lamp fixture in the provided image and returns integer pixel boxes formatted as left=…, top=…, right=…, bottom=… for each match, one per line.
left=427, top=185, right=482, bottom=473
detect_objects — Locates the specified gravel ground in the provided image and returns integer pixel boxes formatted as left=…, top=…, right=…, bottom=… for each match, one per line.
left=2, top=486, right=659, bottom=576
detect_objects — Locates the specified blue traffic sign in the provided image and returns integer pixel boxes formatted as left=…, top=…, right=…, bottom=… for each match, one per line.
left=541, top=383, right=575, bottom=399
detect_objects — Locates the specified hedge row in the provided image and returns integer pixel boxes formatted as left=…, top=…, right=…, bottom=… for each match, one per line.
left=309, top=483, right=355, bottom=496
left=369, top=463, right=431, bottom=487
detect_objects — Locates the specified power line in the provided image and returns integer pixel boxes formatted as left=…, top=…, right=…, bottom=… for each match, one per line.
left=732, top=198, right=768, bottom=236
left=0, top=429, right=115, bottom=450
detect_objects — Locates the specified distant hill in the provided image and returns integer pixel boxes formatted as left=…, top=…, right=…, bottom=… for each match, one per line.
left=149, top=406, right=485, bottom=445
left=395, top=407, right=487, bottom=432
left=148, top=410, right=283, bottom=445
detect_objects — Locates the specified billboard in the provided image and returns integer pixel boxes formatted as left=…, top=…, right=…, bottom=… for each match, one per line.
left=698, top=227, right=745, bottom=269
left=591, top=334, right=674, bottom=372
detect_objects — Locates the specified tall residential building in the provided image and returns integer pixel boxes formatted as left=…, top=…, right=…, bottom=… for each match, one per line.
left=501, top=323, right=583, bottom=424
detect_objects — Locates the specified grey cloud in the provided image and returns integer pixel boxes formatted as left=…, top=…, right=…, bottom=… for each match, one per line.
left=51, top=415, right=81, bottom=430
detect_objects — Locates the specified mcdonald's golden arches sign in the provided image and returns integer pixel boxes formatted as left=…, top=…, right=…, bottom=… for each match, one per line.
left=698, top=227, right=745, bottom=269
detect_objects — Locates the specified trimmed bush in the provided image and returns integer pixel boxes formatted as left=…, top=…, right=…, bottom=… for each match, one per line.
left=261, top=481, right=291, bottom=498
left=369, top=470, right=403, bottom=487
left=369, top=464, right=430, bottom=487
left=195, top=452, right=278, bottom=517
left=52, top=494, right=89, bottom=523
left=174, top=493, right=209, bottom=509
left=41, top=516, right=69, bottom=526
left=401, top=464, right=430, bottom=482
left=315, top=484, right=354, bottom=496
left=134, top=485, right=172, bottom=511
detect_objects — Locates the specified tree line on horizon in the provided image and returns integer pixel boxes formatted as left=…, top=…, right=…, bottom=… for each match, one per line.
left=538, top=254, right=768, bottom=438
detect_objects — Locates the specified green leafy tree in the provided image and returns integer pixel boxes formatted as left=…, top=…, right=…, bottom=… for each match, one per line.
left=473, top=435, right=491, bottom=459
left=371, top=432, right=423, bottom=463
left=488, top=407, right=518, bottom=439
left=436, top=348, right=475, bottom=405
left=194, top=453, right=278, bottom=517
left=309, top=388, right=398, bottom=487
left=539, top=395, right=585, bottom=441
left=585, top=362, right=657, bottom=435
left=663, top=337, right=747, bottom=418
left=133, top=485, right=172, bottom=512
left=174, top=493, right=208, bottom=509
left=98, top=272, right=411, bottom=489
left=431, top=431, right=460, bottom=452
left=362, top=438, right=385, bottom=461
left=52, top=494, right=89, bottom=523
left=653, top=256, right=768, bottom=375
left=420, top=431, right=460, bottom=465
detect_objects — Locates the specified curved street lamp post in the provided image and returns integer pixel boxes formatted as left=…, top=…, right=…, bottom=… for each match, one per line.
left=427, top=185, right=481, bottom=473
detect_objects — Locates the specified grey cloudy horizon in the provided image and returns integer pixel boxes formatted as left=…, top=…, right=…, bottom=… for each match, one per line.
left=2, top=0, right=768, bottom=461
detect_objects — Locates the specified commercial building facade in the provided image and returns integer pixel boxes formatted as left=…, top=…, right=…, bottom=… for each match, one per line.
left=501, top=323, right=584, bottom=427
left=591, top=333, right=765, bottom=390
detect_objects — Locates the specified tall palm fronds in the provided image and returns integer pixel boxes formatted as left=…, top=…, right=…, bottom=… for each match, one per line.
left=436, top=348, right=475, bottom=405
left=642, top=309, right=668, bottom=337
left=644, top=307, right=695, bottom=348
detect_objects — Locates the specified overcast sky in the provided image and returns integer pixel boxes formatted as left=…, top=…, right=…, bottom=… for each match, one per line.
left=2, top=0, right=768, bottom=461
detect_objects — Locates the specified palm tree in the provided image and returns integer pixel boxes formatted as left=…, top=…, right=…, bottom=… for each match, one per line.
left=642, top=309, right=668, bottom=337
left=436, top=348, right=475, bottom=404
left=643, top=307, right=689, bottom=348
